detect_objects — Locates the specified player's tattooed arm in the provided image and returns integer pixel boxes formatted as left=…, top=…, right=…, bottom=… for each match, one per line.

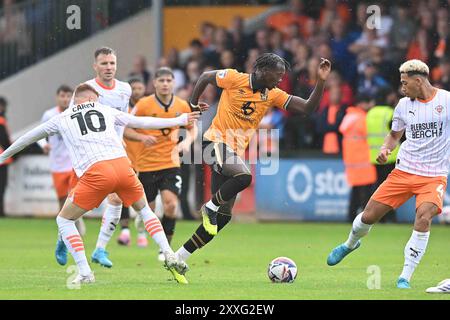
left=286, top=58, right=331, bottom=115
left=189, top=71, right=217, bottom=111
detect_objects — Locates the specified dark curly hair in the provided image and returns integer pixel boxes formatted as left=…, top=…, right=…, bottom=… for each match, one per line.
left=254, top=53, right=291, bottom=72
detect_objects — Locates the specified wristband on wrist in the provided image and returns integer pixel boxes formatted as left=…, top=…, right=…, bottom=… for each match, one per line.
left=190, top=102, right=202, bottom=115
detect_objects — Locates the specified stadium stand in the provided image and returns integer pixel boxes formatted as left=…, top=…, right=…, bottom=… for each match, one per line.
left=149, top=0, right=450, bottom=152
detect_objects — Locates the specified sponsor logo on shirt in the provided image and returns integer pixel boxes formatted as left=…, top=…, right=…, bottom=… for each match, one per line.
left=410, top=121, right=443, bottom=139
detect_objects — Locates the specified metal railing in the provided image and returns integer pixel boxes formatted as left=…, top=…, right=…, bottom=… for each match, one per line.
left=0, top=0, right=151, bottom=81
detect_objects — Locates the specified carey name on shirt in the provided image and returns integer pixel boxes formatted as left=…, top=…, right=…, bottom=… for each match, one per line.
left=410, top=121, right=443, bottom=139
left=72, top=103, right=95, bottom=112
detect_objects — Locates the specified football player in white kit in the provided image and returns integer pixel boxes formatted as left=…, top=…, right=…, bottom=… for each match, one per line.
left=88, top=47, right=206, bottom=267
left=83, top=47, right=151, bottom=268
left=327, top=59, right=450, bottom=289
left=39, top=85, right=87, bottom=265
left=0, top=84, right=199, bottom=284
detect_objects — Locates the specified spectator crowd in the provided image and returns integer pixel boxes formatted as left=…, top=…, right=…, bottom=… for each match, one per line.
left=1, top=0, right=449, bottom=219
left=0, top=0, right=151, bottom=78
left=1, top=0, right=449, bottom=154
left=131, top=0, right=450, bottom=154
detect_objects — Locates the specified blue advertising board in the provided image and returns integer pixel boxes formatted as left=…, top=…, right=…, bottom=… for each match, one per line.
left=255, top=159, right=449, bottom=223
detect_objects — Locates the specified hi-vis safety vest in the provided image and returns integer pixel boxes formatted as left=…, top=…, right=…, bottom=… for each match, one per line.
left=366, top=106, right=399, bottom=165
left=339, top=106, right=377, bottom=186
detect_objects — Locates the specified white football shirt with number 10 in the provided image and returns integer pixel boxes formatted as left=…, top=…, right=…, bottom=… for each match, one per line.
left=43, top=102, right=132, bottom=177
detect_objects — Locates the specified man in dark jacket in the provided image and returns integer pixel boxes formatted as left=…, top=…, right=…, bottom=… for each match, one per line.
left=0, top=97, right=12, bottom=217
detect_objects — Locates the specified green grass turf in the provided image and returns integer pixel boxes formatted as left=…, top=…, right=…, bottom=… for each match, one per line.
left=0, top=218, right=449, bottom=300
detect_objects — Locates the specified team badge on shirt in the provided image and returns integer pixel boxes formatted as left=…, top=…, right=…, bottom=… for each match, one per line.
left=260, top=89, right=268, bottom=101
left=218, top=70, right=227, bottom=79
left=435, top=105, right=443, bottom=114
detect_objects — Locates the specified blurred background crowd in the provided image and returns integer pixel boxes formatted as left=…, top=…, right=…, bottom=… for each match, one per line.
left=0, top=0, right=450, bottom=220
left=130, top=0, right=450, bottom=153
left=1, top=0, right=449, bottom=155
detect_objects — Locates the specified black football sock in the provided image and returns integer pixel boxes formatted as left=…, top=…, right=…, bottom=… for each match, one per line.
left=183, top=211, right=232, bottom=254
left=161, top=215, right=176, bottom=244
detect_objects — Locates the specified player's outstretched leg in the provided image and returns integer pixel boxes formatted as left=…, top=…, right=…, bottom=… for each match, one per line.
left=327, top=212, right=372, bottom=266
left=201, top=172, right=251, bottom=236
left=426, top=279, right=450, bottom=293
left=398, top=230, right=429, bottom=289
left=91, top=201, right=122, bottom=268
left=176, top=211, right=232, bottom=264
left=133, top=200, right=189, bottom=284
left=397, top=203, right=436, bottom=289
left=55, top=216, right=86, bottom=266
left=57, top=215, right=94, bottom=285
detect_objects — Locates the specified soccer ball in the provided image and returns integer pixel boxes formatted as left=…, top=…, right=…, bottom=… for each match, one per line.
left=267, top=257, right=297, bottom=283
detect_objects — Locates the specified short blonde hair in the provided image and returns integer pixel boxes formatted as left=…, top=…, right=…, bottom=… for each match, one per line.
left=399, top=59, right=429, bottom=77
left=74, top=83, right=100, bottom=97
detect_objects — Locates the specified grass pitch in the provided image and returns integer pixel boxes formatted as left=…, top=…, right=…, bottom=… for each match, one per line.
left=0, top=218, right=449, bottom=300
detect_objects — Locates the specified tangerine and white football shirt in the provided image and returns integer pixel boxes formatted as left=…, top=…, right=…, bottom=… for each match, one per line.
left=391, top=88, right=450, bottom=177
left=40, top=102, right=188, bottom=177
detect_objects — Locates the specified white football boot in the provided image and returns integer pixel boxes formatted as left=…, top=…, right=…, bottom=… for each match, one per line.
left=72, top=272, right=95, bottom=285
left=426, top=279, right=450, bottom=294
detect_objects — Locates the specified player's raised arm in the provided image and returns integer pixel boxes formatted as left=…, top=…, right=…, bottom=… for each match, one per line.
left=0, top=122, right=54, bottom=164
left=285, top=58, right=331, bottom=115
left=117, top=111, right=200, bottom=130
left=189, top=71, right=218, bottom=111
